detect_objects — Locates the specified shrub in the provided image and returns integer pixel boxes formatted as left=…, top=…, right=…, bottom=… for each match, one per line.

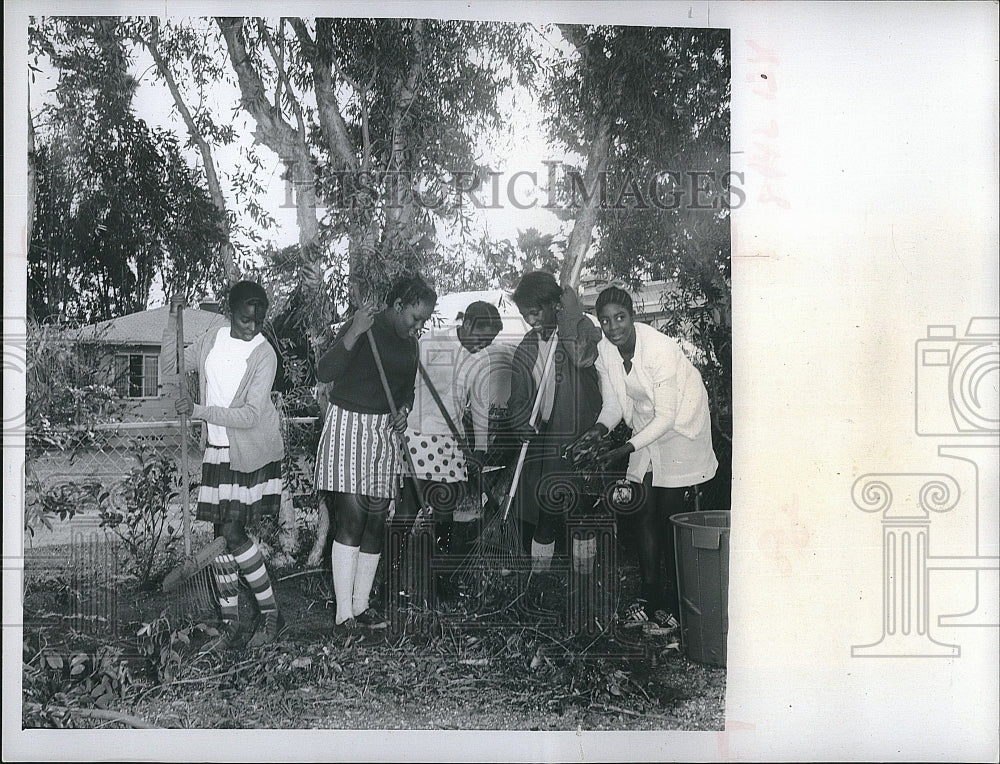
left=98, top=444, right=179, bottom=588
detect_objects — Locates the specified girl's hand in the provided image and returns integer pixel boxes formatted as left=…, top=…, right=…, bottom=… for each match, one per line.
left=175, top=395, right=194, bottom=418
left=566, top=423, right=608, bottom=459
left=347, top=301, right=376, bottom=339
left=597, top=442, right=635, bottom=468
left=391, top=405, right=411, bottom=433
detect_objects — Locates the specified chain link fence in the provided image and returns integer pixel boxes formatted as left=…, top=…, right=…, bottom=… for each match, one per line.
left=24, top=415, right=323, bottom=539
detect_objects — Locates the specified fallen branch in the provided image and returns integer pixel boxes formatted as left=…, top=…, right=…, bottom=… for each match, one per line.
left=589, top=702, right=676, bottom=724
left=457, top=658, right=489, bottom=666
left=46, top=705, right=160, bottom=729
left=164, top=658, right=258, bottom=687
left=276, top=568, right=326, bottom=582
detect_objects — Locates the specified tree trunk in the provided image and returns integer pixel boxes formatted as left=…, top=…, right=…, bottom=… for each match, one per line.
left=560, top=115, right=611, bottom=290
left=555, top=24, right=612, bottom=292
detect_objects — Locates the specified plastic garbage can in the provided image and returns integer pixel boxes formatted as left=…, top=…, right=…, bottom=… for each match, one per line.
left=670, top=510, right=730, bottom=667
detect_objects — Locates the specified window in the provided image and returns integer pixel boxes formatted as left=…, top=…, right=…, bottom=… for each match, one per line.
left=114, top=353, right=159, bottom=398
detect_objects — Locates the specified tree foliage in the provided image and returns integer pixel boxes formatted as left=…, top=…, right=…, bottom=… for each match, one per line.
left=28, top=17, right=229, bottom=323
left=544, top=25, right=733, bottom=432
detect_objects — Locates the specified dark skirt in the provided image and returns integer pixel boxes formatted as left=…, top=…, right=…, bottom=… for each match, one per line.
left=196, top=446, right=283, bottom=525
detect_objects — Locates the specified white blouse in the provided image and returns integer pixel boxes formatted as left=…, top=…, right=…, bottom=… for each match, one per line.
left=203, top=327, right=265, bottom=447
left=408, top=326, right=492, bottom=452
left=595, top=321, right=718, bottom=488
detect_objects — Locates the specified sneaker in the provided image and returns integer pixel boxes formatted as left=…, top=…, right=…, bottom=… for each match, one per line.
left=332, top=617, right=358, bottom=635
left=621, top=599, right=652, bottom=629
left=247, top=611, right=286, bottom=648
left=200, top=620, right=244, bottom=653
left=353, top=608, right=388, bottom=630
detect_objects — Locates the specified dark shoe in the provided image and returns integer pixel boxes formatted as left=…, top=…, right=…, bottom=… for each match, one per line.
left=646, top=608, right=679, bottom=635
left=200, top=620, right=244, bottom=653
left=247, top=611, right=286, bottom=648
left=354, top=608, right=388, bottom=630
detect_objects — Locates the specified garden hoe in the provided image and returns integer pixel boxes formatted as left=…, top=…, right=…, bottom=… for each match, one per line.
left=161, top=294, right=225, bottom=615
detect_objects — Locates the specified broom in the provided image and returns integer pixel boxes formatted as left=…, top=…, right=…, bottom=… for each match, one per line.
left=161, top=294, right=226, bottom=613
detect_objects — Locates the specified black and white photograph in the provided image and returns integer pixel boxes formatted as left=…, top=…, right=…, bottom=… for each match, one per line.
left=4, top=1, right=998, bottom=762
left=16, top=4, right=733, bottom=736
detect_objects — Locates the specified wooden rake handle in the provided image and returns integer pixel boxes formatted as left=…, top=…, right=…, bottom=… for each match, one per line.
left=172, top=294, right=192, bottom=559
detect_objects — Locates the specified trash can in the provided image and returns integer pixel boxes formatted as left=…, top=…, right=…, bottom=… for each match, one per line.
left=670, top=510, right=730, bottom=667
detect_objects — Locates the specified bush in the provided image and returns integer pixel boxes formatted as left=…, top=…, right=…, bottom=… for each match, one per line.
left=98, top=444, right=180, bottom=589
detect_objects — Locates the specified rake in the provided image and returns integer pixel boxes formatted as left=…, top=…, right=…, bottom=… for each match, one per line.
left=454, top=328, right=560, bottom=603
left=161, top=294, right=225, bottom=618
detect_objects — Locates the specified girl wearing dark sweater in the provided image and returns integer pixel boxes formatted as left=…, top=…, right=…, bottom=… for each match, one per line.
left=314, top=274, right=437, bottom=630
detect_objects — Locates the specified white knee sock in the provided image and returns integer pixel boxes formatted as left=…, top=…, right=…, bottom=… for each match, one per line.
left=531, top=539, right=555, bottom=574
left=352, top=551, right=382, bottom=616
left=331, top=541, right=360, bottom=625
left=571, top=536, right=597, bottom=575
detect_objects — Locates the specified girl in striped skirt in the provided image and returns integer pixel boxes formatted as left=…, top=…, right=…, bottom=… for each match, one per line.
left=174, top=280, right=286, bottom=650
left=315, top=274, right=437, bottom=630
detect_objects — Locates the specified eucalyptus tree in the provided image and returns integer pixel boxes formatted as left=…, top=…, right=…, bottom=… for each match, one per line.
left=27, top=16, right=228, bottom=323
left=543, top=24, right=733, bottom=438
left=214, top=16, right=538, bottom=348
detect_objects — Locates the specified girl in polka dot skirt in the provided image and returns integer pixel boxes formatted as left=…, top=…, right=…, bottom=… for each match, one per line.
left=392, top=301, right=503, bottom=595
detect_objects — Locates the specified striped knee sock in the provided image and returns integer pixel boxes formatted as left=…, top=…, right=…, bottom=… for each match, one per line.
left=232, top=541, right=277, bottom=614
left=332, top=542, right=360, bottom=625
left=211, top=552, right=240, bottom=622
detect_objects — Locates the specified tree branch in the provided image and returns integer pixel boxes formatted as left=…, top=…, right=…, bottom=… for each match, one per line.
left=46, top=705, right=161, bottom=729
left=216, top=16, right=319, bottom=250
left=140, top=17, right=236, bottom=281
left=288, top=17, right=359, bottom=173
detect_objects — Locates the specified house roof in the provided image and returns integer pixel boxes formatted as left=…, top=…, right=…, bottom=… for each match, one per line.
left=579, top=278, right=680, bottom=317
left=430, top=289, right=530, bottom=346
left=78, top=305, right=226, bottom=346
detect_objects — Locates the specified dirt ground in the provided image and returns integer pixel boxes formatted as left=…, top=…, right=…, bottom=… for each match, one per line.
left=20, top=512, right=726, bottom=732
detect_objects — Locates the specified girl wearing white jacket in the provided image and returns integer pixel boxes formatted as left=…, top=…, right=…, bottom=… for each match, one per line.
left=571, top=286, right=718, bottom=630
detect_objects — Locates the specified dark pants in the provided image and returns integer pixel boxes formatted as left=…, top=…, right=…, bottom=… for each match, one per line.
left=623, top=472, right=687, bottom=614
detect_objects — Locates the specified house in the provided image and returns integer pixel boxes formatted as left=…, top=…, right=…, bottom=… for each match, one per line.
left=77, top=302, right=227, bottom=421
left=578, top=275, right=680, bottom=330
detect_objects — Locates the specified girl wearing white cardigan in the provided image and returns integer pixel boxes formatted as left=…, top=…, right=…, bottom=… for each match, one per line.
left=571, top=286, right=718, bottom=630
